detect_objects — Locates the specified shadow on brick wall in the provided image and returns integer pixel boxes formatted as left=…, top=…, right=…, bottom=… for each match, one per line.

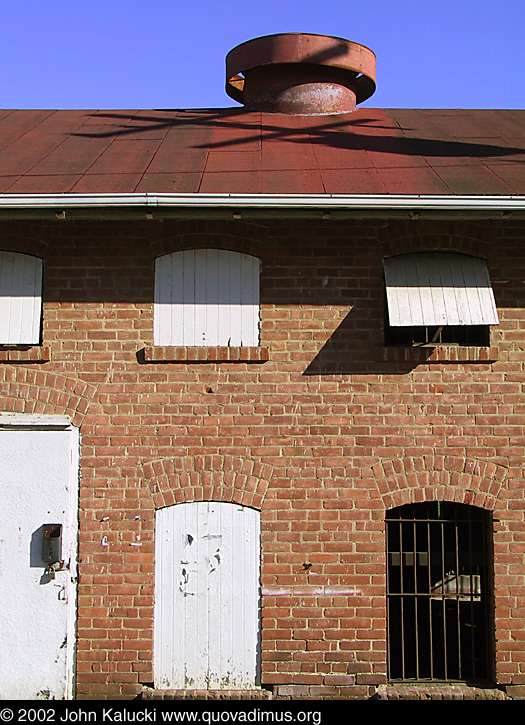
left=303, top=310, right=429, bottom=375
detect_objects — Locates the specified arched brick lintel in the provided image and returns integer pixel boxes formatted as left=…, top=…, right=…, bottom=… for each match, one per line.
left=0, top=367, right=97, bottom=426
left=371, top=455, right=508, bottom=512
left=149, top=221, right=268, bottom=260
left=142, top=455, right=274, bottom=511
left=378, top=224, right=493, bottom=260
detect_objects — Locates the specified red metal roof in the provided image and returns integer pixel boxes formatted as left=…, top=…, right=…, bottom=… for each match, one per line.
left=0, top=107, right=523, bottom=195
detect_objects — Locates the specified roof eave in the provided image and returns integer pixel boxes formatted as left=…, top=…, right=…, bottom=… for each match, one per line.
left=0, top=193, right=524, bottom=221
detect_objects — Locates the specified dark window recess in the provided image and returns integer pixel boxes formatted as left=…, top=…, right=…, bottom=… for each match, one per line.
left=384, top=304, right=490, bottom=347
left=385, top=323, right=490, bottom=347
left=386, top=502, right=494, bottom=683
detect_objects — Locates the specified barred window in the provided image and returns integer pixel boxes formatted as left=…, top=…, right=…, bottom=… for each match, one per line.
left=386, top=502, right=494, bottom=683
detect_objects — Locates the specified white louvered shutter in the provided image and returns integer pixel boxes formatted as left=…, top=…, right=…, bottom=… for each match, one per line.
left=154, top=249, right=260, bottom=346
left=384, top=253, right=499, bottom=327
left=154, top=502, right=261, bottom=689
left=0, top=252, right=43, bottom=344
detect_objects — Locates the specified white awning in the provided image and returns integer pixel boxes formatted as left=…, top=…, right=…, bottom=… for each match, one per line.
left=384, top=253, right=499, bottom=327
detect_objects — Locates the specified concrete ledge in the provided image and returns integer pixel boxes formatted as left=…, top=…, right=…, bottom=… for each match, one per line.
left=0, top=413, right=71, bottom=429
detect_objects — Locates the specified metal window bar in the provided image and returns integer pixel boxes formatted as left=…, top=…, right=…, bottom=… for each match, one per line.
left=386, top=502, right=492, bottom=683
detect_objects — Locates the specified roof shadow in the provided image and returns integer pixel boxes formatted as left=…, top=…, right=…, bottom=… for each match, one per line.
left=71, top=110, right=525, bottom=161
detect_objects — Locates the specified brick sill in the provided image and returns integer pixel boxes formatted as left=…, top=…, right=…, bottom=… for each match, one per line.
left=376, top=345, right=498, bottom=364
left=375, top=684, right=508, bottom=700
left=141, top=346, right=269, bottom=363
left=142, top=687, right=272, bottom=700
left=0, top=346, right=51, bottom=363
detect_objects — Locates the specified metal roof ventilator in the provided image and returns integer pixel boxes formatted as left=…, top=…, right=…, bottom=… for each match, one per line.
left=226, top=32, right=376, bottom=115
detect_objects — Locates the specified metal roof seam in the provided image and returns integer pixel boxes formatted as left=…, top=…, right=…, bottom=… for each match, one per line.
left=0, top=109, right=54, bottom=155
left=69, top=114, right=130, bottom=189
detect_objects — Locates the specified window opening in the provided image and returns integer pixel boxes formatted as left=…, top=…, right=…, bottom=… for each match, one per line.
left=383, top=253, right=498, bottom=348
left=386, top=501, right=493, bottom=683
left=384, top=309, right=490, bottom=347
left=154, top=249, right=260, bottom=347
left=0, top=251, right=43, bottom=345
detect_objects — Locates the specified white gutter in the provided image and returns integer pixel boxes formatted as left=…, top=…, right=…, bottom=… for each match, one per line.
left=0, top=193, right=523, bottom=211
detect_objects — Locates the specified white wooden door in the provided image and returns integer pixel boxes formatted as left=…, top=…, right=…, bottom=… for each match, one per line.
left=154, top=502, right=260, bottom=689
left=0, top=419, right=79, bottom=700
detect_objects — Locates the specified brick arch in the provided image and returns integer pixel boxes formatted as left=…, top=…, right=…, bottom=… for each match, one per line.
left=0, top=367, right=98, bottom=426
left=0, top=232, right=50, bottom=257
left=148, top=220, right=268, bottom=260
left=142, top=454, right=274, bottom=510
left=378, top=221, right=492, bottom=259
left=371, top=454, right=508, bottom=512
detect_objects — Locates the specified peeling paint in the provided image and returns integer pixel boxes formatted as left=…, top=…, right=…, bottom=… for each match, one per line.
left=0, top=426, right=78, bottom=699
left=155, top=502, right=260, bottom=689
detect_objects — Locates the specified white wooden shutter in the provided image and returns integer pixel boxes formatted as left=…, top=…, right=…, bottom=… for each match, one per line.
left=0, top=252, right=43, bottom=344
left=154, top=249, right=260, bottom=346
left=154, top=502, right=260, bottom=689
left=384, top=253, right=499, bottom=327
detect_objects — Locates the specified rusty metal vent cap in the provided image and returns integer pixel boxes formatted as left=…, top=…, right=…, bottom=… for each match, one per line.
left=226, top=33, right=376, bottom=115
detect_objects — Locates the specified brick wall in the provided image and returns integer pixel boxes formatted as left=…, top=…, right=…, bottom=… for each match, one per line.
left=2, top=216, right=525, bottom=699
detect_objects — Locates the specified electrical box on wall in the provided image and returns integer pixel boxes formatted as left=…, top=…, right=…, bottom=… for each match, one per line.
left=42, top=524, right=62, bottom=566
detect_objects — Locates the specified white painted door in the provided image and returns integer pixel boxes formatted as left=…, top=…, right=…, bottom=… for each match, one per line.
left=0, top=420, right=79, bottom=700
left=154, top=502, right=260, bottom=689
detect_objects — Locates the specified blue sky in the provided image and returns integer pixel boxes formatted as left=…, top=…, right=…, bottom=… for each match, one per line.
left=0, top=0, right=523, bottom=110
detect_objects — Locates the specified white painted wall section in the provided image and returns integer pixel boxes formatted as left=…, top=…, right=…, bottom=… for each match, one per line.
left=154, top=502, right=261, bottom=689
